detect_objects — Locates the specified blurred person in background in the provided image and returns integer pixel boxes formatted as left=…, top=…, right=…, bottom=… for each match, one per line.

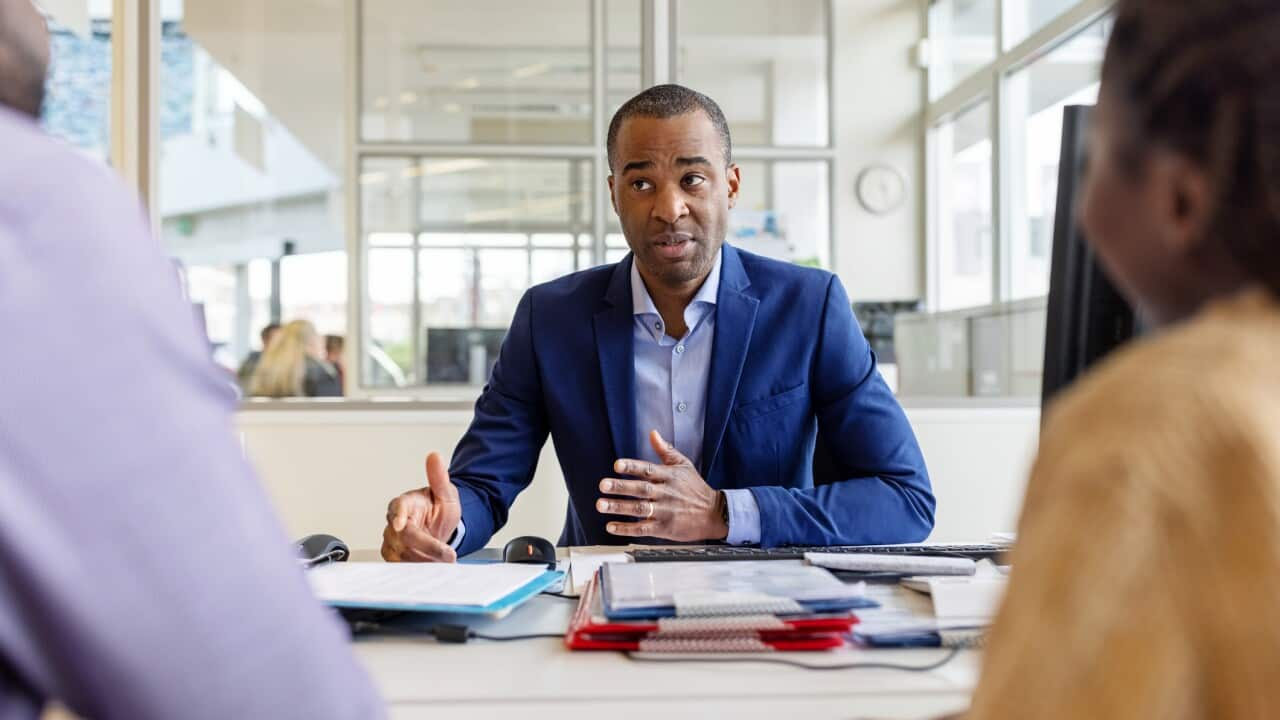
left=237, top=322, right=281, bottom=389
left=325, top=334, right=346, bottom=393
left=963, top=0, right=1280, bottom=717
left=0, top=0, right=382, bottom=716
left=249, top=319, right=342, bottom=398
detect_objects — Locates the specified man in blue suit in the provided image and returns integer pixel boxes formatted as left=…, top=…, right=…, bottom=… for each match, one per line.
left=381, top=85, right=933, bottom=561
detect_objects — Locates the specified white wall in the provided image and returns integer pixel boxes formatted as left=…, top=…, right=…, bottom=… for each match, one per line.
left=237, top=405, right=1038, bottom=550
left=833, top=0, right=925, bottom=302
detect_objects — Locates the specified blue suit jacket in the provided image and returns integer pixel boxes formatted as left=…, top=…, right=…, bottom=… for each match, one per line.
left=450, top=245, right=934, bottom=554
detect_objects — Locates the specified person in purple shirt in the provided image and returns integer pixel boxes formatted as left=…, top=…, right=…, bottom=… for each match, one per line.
left=0, top=1, right=382, bottom=717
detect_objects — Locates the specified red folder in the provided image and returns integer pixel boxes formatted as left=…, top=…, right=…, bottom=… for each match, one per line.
left=565, top=571, right=857, bottom=652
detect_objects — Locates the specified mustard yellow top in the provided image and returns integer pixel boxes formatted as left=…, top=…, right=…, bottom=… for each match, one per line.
left=966, top=288, right=1280, bottom=719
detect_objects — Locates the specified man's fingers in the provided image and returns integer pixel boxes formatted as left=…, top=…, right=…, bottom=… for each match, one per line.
left=612, top=458, right=677, bottom=482
left=386, top=494, right=419, bottom=533
left=599, top=478, right=658, bottom=499
left=649, top=430, right=693, bottom=467
left=596, top=497, right=657, bottom=518
left=400, top=524, right=457, bottom=563
left=425, top=452, right=460, bottom=506
left=606, top=521, right=661, bottom=537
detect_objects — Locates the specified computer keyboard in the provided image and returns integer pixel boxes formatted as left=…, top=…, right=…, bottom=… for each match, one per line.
left=627, top=543, right=1009, bottom=563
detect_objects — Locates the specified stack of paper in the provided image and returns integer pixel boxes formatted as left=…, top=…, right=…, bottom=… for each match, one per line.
left=308, top=562, right=562, bottom=617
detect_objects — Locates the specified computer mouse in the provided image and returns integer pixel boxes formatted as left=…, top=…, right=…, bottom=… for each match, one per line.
left=297, top=533, right=350, bottom=566
left=502, top=536, right=557, bottom=569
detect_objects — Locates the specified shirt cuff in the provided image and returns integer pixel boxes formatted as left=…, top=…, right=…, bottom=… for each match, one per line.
left=722, top=489, right=761, bottom=546
left=448, top=520, right=466, bottom=551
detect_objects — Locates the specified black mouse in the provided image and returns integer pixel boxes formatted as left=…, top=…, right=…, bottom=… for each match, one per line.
left=297, top=533, right=349, bottom=566
left=502, top=536, right=557, bottom=569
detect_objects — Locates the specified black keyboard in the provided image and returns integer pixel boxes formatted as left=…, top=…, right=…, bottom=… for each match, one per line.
left=628, top=543, right=1009, bottom=563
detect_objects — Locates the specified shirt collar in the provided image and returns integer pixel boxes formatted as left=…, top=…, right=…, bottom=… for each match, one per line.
left=631, top=247, right=723, bottom=318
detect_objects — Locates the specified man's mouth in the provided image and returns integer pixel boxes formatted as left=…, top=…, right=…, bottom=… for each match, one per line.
left=652, top=233, right=695, bottom=260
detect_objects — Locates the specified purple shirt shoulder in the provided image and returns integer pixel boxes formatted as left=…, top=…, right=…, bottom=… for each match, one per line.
left=0, top=107, right=382, bottom=719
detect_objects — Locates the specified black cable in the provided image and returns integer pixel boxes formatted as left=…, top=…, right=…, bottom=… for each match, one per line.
left=469, top=631, right=565, bottom=642
left=540, top=591, right=579, bottom=600
left=349, top=621, right=562, bottom=644
left=623, top=646, right=961, bottom=672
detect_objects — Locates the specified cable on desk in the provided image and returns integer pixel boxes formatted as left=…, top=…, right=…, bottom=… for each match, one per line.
left=349, top=621, right=563, bottom=644
left=623, top=647, right=962, bottom=672
left=540, top=591, right=579, bottom=600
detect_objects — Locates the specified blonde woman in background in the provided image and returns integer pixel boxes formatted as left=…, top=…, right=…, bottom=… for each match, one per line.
left=249, top=320, right=343, bottom=398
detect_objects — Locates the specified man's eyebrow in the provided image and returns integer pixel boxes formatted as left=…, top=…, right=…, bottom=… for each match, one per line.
left=676, top=156, right=713, bottom=167
left=621, top=160, right=653, bottom=174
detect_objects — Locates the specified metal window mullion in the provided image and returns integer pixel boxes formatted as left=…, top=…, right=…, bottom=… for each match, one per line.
left=592, top=0, right=608, bottom=264
left=410, top=174, right=423, bottom=385
left=356, top=143, right=597, bottom=159
left=732, top=146, right=836, bottom=161
left=989, top=74, right=1004, bottom=305
left=346, top=0, right=365, bottom=394
left=825, top=0, right=837, bottom=272
left=111, top=0, right=158, bottom=230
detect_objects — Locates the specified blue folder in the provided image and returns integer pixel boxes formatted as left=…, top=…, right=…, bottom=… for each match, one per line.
left=321, top=569, right=563, bottom=618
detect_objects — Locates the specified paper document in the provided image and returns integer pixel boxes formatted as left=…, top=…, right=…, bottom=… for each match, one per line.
left=567, top=550, right=632, bottom=595
left=308, top=562, right=548, bottom=608
left=604, top=560, right=864, bottom=611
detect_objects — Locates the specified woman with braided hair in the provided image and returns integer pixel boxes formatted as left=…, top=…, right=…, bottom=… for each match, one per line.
left=962, top=0, right=1280, bottom=717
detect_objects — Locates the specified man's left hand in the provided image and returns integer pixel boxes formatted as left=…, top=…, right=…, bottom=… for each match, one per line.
left=598, top=430, right=729, bottom=542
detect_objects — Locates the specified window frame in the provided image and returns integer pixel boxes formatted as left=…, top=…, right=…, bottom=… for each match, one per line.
left=347, top=0, right=839, bottom=395
left=923, top=0, right=1111, bottom=312
left=116, top=0, right=838, bottom=397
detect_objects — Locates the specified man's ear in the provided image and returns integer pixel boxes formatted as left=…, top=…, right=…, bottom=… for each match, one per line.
left=726, top=164, right=741, bottom=209
left=1150, top=149, right=1213, bottom=261
left=607, top=175, right=619, bottom=215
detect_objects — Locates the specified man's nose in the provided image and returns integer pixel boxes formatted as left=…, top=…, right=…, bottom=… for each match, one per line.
left=652, top=184, right=689, bottom=225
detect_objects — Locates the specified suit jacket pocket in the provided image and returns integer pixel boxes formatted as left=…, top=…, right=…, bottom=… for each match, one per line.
left=733, top=382, right=807, bottom=424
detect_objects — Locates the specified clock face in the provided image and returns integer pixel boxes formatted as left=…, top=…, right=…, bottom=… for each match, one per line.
left=856, top=165, right=907, bottom=216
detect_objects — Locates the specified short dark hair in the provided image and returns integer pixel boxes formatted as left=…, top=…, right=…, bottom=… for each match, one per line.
left=260, top=323, right=282, bottom=345
left=324, top=334, right=344, bottom=354
left=1104, top=0, right=1280, bottom=293
left=606, top=84, right=732, bottom=173
left=0, top=0, right=49, bottom=117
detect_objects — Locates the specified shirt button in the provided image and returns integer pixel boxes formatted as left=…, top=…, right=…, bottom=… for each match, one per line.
left=675, top=344, right=685, bottom=355
left=655, top=321, right=663, bottom=332
left=677, top=402, right=688, bottom=413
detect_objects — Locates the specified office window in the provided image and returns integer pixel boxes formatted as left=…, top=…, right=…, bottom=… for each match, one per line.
left=932, top=101, right=993, bottom=311
left=362, top=0, right=640, bottom=145
left=159, top=2, right=348, bottom=374
left=1004, top=0, right=1085, bottom=48
left=919, top=1, right=1111, bottom=399
left=41, top=6, right=112, bottom=160
left=733, top=160, right=830, bottom=266
left=355, top=0, right=830, bottom=391
left=1005, top=16, right=1109, bottom=300
left=676, top=0, right=829, bottom=147
left=361, top=157, right=595, bottom=386
left=928, top=0, right=997, bottom=100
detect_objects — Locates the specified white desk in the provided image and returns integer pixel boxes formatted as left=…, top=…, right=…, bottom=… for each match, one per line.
left=348, top=549, right=980, bottom=719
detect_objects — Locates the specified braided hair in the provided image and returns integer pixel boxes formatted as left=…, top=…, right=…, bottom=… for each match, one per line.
left=1103, top=0, right=1280, bottom=293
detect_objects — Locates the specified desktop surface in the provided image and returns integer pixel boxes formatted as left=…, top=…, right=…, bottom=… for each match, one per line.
left=345, top=547, right=980, bottom=719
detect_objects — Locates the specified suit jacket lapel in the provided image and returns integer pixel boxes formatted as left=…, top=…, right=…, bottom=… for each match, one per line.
left=702, top=245, right=759, bottom=479
left=594, top=256, right=637, bottom=462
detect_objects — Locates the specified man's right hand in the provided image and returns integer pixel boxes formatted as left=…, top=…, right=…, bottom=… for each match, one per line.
left=381, top=452, right=462, bottom=563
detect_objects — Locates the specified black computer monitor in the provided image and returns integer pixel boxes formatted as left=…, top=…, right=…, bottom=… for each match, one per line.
left=1040, top=105, right=1137, bottom=415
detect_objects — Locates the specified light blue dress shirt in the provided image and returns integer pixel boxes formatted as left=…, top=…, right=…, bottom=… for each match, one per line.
left=453, top=248, right=761, bottom=549
left=630, top=249, right=761, bottom=545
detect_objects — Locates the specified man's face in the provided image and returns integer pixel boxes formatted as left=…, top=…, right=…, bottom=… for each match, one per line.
left=0, top=0, right=51, bottom=117
left=608, top=111, right=740, bottom=289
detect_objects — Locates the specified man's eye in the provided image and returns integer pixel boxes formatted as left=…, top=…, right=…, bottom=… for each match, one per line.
left=631, top=180, right=653, bottom=191
left=683, top=175, right=706, bottom=188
